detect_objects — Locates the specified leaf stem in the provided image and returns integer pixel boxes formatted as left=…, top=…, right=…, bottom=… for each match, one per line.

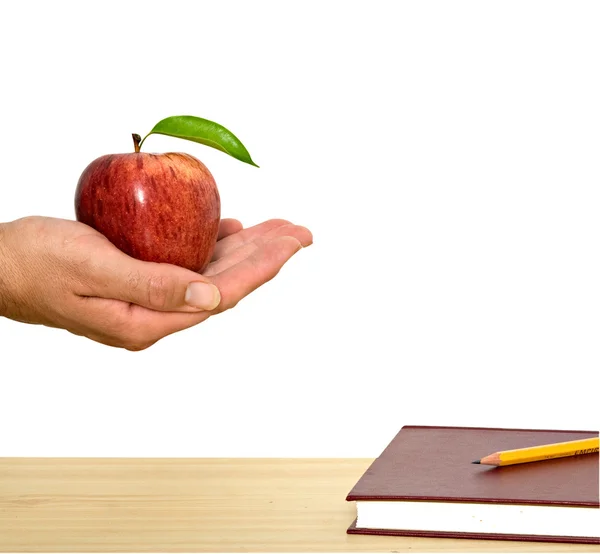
left=132, top=134, right=142, bottom=153
left=138, top=133, right=151, bottom=150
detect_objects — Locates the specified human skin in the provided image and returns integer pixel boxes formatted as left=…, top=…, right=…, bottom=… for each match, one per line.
left=0, top=216, right=312, bottom=350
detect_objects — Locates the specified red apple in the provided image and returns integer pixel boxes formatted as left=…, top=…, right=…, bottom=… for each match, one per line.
left=75, top=134, right=220, bottom=273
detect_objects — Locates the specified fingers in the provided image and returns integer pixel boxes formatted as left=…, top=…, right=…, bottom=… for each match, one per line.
left=212, top=219, right=312, bottom=261
left=82, top=218, right=310, bottom=314
left=69, top=297, right=213, bottom=351
left=203, top=239, right=264, bottom=277
left=76, top=234, right=306, bottom=350
left=84, top=248, right=221, bottom=313
left=137, top=235, right=304, bottom=342
left=211, top=235, right=303, bottom=312
left=218, top=218, right=243, bottom=240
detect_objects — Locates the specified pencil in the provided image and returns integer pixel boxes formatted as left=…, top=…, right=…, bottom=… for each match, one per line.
left=472, top=436, right=599, bottom=466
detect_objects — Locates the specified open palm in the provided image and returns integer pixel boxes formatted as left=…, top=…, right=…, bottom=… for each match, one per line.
left=0, top=216, right=312, bottom=350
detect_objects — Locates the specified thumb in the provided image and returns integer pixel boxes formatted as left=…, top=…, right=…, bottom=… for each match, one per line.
left=89, top=250, right=221, bottom=312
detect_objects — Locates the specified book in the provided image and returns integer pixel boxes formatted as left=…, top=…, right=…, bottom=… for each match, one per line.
left=346, top=425, right=600, bottom=544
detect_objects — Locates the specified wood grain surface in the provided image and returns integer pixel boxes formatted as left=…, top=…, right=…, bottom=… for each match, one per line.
left=0, top=458, right=598, bottom=552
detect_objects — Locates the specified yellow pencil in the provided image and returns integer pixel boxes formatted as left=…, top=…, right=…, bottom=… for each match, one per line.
left=472, top=436, right=599, bottom=466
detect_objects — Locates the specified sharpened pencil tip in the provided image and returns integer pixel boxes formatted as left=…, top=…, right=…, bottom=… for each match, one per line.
left=472, top=460, right=481, bottom=464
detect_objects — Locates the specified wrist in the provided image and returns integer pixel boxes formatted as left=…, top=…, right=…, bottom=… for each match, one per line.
left=0, top=222, right=12, bottom=317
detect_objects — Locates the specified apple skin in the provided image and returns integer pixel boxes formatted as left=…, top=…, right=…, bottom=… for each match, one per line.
left=75, top=152, right=220, bottom=273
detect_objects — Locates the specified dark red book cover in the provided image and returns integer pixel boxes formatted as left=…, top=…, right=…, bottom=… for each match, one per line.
left=346, top=425, right=599, bottom=544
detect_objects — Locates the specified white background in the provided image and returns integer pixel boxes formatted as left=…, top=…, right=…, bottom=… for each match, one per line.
left=0, top=1, right=598, bottom=457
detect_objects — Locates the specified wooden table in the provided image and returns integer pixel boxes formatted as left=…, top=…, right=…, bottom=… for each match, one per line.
left=0, top=458, right=597, bottom=552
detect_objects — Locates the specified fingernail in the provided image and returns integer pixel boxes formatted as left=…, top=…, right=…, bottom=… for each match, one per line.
left=185, top=282, right=221, bottom=310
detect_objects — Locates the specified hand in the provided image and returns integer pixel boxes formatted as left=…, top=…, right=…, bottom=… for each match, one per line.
left=0, top=216, right=312, bottom=350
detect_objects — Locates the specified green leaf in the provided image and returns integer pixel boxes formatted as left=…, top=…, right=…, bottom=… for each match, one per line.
left=139, top=115, right=258, bottom=167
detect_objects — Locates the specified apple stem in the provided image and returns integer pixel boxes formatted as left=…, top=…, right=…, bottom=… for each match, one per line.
left=132, top=133, right=142, bottom=153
